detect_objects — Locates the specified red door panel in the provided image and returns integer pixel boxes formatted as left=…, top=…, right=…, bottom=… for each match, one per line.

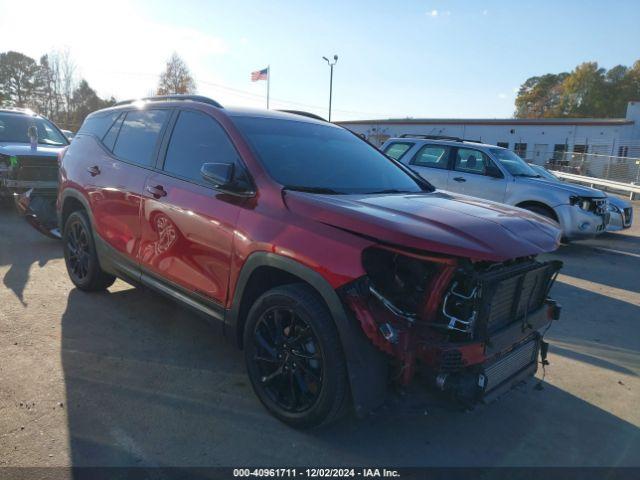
left=139, top=173, right=241, bottom=305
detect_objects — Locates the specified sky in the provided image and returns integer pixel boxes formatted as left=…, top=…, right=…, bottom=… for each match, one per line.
left=1, top=0, right=639, bottom=121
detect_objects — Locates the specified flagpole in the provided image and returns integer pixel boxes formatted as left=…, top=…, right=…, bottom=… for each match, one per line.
left=266, top=65, right=270, bottom=109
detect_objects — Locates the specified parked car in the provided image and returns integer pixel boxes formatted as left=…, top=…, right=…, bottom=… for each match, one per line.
left=527, top=163, right=633, bottom=231
left=0, top=107, right=68, bottom=199
left=24, top=96, right=563, bottom=428
left=382, top=135, right=609, bottom=240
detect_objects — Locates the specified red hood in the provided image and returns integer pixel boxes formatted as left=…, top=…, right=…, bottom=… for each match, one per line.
left=284, top=190, right=561, bottom=261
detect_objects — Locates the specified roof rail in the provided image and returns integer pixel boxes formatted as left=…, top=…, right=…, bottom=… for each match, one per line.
left=114, top=95, right=223, bottom=108
left=278, top=110, right=327, bottom=121
left=399, top=134, right=482, bottom=143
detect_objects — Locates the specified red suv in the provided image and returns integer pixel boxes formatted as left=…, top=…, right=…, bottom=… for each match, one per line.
left=51, top=95, right=563, bottom=428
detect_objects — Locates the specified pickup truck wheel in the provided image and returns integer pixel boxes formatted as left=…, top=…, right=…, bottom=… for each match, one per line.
left=63, top=211, right=115, bottom=291
left=244, top=284, right=349, bottom=429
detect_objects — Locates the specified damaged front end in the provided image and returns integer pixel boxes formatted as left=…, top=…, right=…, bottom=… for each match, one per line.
left=339, top=246, right=562, bottom=405
left=14, top=188, right=60, bottom=239
left=1, top=149, right=63, bottom=239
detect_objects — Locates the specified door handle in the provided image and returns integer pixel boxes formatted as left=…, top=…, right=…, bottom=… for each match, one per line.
left=145, top=185, right=167, bottom=198
left=87, top=165, right=101, bottom=176
left=453, top=176, right=467, bottom=182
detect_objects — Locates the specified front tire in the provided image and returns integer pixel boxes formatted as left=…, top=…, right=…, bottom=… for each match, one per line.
left=63, top=210, right=116, bottom=291
left=244, top=284, right=349, bottom=429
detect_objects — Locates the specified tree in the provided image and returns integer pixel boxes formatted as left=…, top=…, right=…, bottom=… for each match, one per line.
left=515, top=73, right=568, bottom=118
left=58, top=48, right=76, bottom=126
left=156, top=53, right=196, bottom=95
left=515, top=60, right=640, bottom=118
left=70, top=79, right=115, bottom=128
left=559, top=62, right=608, bottom=117
left=0, top=51, right=39, bottom=106
left=1, top=49, right=116, bottom=129
left=33, top=54, right=62, bottom=119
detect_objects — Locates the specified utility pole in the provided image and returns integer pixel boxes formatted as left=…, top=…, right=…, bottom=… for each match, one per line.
left=322, top=55, right=338, bottom=121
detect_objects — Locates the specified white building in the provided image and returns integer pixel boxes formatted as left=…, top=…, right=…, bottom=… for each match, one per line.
left=339, top=101, right=640, bottom=166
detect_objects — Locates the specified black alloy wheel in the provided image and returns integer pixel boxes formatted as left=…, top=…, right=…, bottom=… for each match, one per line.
left=63, top=210, right=115, bottom=291
left=66, top=219, right=90, bottom=282
left=244, top=284, right=349, bottom=428
left=252, top=306, right=323, bottom=413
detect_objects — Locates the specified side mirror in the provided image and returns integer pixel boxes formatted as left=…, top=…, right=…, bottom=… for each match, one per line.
left=485, top=164, right=503, bottom=178
left=201, top=162, right=234, bottom=187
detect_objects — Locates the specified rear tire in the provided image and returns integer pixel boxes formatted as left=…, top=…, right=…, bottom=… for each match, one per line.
left=63, top=210, right=116, bottom=291
left=244, top=283, right=349, bottom=429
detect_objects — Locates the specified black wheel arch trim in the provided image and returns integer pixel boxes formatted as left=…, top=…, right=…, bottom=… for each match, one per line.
left=226, top=251, right=389, bottom=417
left=58, top=188, right=94, bottom=230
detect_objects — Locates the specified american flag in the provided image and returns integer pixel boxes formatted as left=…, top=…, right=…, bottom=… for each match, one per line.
left=251, top=67, right=269, bottom=82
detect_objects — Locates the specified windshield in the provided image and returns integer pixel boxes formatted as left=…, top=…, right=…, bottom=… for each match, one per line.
left=490, top=148, right=539, bottom=177
left=0, top=113, right=68, bottom=146
left=232, top=117, right=426, bottom=194
left=528, top=163, right=560, bottom=182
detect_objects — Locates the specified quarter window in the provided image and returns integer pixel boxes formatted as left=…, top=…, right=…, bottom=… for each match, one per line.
left=163, top=110, right=241, bottom=183
left=113, top=109, right=169, bottom=166
left=454, top=148, right=490, bottom=175
left=78, top=112, right=120, bottom=139
left=384, top=142, right=414, bottom=160
left=411, top=145, right=450, bottom=169
left=102, top=113, right=124, bottom=151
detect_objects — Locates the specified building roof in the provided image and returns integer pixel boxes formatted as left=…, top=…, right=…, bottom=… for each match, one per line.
left=338, top=117, right=634, bottom=127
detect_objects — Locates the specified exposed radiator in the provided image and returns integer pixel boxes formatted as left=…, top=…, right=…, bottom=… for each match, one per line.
left=479, top=260, right=561, bottom=334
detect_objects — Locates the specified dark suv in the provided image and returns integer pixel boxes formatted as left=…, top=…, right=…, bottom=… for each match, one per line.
left=42, top=95, right=563, bottom=428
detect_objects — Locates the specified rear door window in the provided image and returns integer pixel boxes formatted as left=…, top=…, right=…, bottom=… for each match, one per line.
left=411, top=144, right=450, bottom=169
left=383, top=142, right=414, bottom=160
left=454, top=148, right=491, bottom=175
left=113, top=109, right=170, bottom=167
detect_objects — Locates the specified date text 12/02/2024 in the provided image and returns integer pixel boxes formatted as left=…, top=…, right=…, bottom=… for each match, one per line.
left=233, top=469, right=401, bottom=478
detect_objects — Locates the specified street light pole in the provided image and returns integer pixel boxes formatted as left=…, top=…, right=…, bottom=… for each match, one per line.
left=322, top=55, right=338, bottom=121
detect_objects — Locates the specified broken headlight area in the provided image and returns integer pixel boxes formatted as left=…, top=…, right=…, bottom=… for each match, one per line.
left=339, top=246, right=563, bottom=396
left=570, top=195, right=608, bottom=215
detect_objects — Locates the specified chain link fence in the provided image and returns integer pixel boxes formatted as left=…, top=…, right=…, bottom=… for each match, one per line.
left=544, top=152, right=640, bottom=185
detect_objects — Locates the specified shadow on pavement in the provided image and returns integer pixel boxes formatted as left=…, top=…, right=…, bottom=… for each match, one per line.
left=60, top=285, right=640, bottom=467
left=0, top=201, right=61, bottom=305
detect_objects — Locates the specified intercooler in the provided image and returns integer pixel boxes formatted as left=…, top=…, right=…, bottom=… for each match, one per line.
left=483, top=337, right=538, bottom=393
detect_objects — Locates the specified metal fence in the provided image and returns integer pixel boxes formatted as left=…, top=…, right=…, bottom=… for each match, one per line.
left=542, top=152, right=640, bottom=185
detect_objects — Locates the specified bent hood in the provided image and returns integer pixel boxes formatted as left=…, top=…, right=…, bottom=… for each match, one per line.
left=284, top=190, right=561, bottom=262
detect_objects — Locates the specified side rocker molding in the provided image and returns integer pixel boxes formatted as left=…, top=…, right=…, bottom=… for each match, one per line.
left=226, top=252, right=389, bottom=417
